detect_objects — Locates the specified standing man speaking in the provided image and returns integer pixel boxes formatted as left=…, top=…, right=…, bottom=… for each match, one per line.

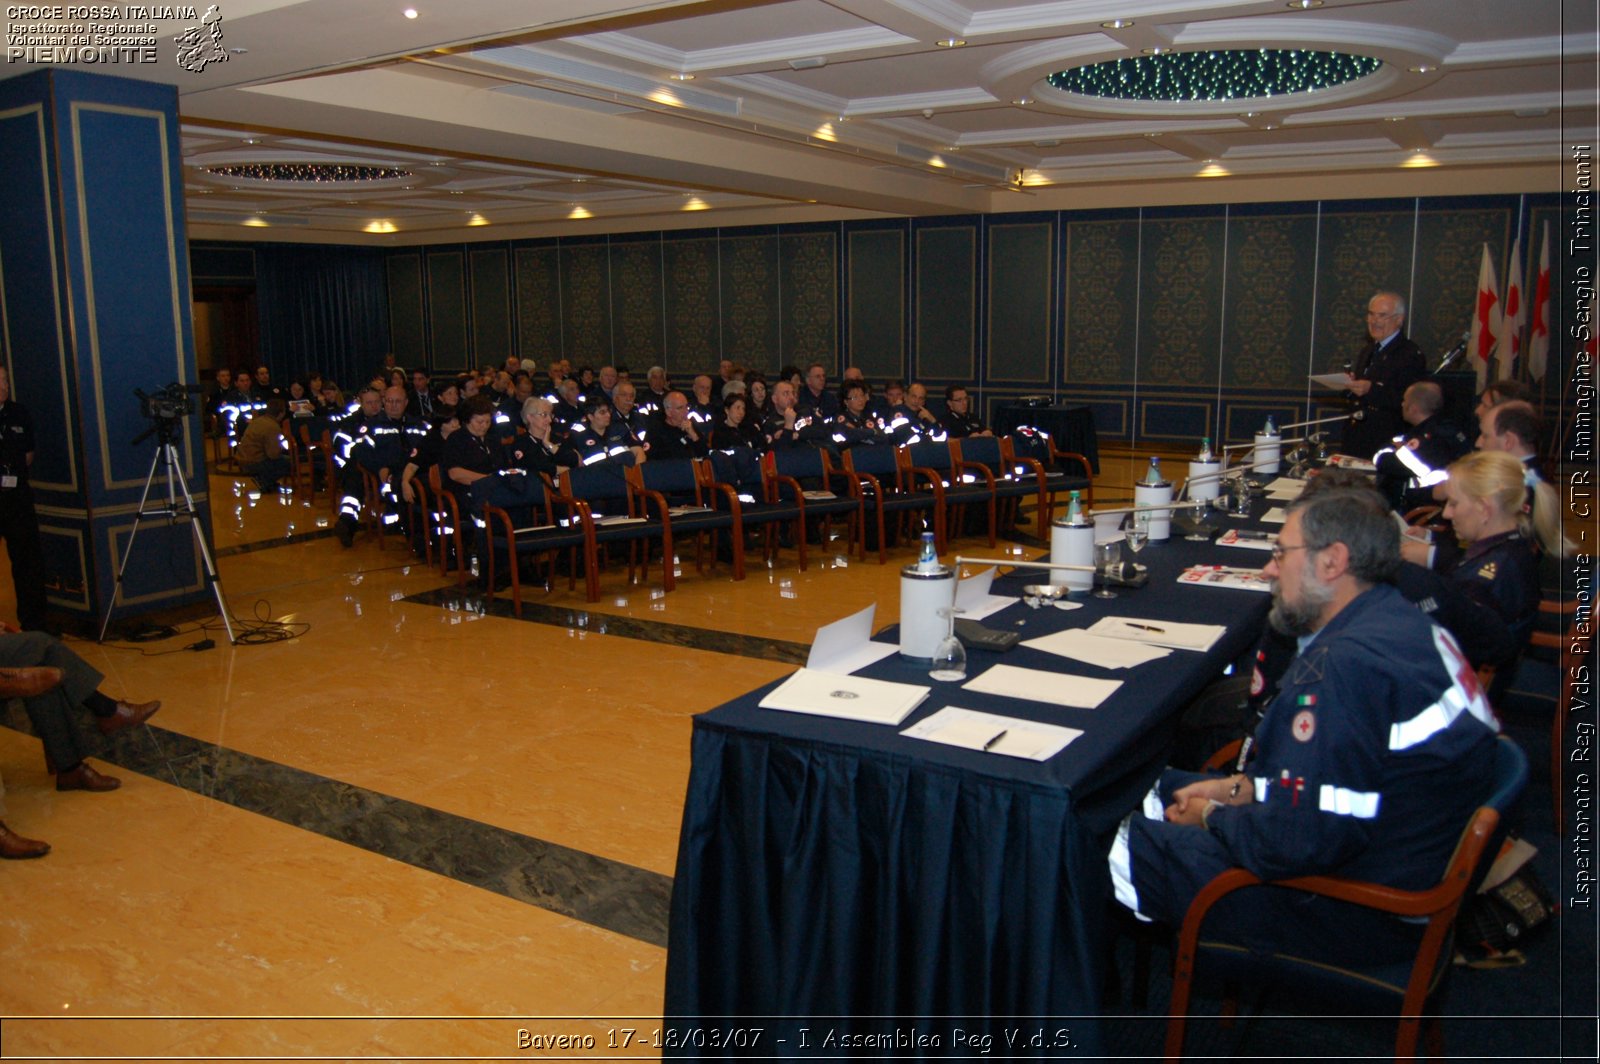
left=1341, top=291, right=1425, bottom=460
left=0, top=367, right=47, bottom=631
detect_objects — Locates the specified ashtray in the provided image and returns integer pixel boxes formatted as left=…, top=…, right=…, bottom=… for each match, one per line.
left=1022, top=583, right=1071, bottom=608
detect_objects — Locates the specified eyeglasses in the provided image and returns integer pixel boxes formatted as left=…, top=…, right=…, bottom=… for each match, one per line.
left=1269, top=542, right=1310, bottom=562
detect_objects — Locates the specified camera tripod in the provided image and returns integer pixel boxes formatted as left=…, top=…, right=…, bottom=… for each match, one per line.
left=97, top=416, right=236, bottom=644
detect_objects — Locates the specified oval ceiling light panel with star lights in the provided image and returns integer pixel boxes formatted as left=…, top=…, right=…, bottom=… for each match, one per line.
left=202, top=164, right=414, bottom=183
left=1048, top=49, right=1381, bottom=103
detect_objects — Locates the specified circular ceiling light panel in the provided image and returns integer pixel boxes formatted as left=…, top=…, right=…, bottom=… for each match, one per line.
left=203, top=163, right=414, bottom=183
left=1048, top=49, right=1381, bottom=104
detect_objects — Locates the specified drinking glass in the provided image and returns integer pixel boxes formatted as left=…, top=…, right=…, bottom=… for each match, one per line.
left=1092, top=539, right=1120, bottom=599
left=1185, top=497, right=1213, bottom=541
left=1125, top=513, right=1149, bottom=558
left=929, top=606, right=967, bottom=681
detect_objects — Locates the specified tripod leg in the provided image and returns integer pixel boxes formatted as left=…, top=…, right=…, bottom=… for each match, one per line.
left=166, top=444, right=236, bottom=645
left=97, top=446, right=168, bottom=643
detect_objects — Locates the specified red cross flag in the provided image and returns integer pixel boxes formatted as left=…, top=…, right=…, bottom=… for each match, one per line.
left=1469, top=243, right=1502, bottom=390
left=1498, top=234, right=1524, bottom=381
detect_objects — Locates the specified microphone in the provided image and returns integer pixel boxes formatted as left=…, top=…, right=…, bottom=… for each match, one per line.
left=1433, top=331, right=1471, bottom=374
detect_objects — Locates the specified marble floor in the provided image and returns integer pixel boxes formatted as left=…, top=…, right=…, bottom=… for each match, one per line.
left=0, top=450, right=1163, bottom=1060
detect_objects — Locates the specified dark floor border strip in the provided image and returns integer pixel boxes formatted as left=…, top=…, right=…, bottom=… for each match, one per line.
left=405, top=586, right=813, bottom=664
left=214, top=527, right=339, bottom=557
left=0, top=710, right=671, bottom=948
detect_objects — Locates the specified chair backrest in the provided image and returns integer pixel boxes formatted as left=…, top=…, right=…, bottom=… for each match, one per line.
left=706, top=447, right=762, bottom=489
left=562, top=464, right=633, bottom=506
left=844, top=444, right=900, bottom=479
left=955, top=434, right=1005, bottom=470
left=768, top=446, right=828, bottom=480
left=905, top=439, right=954, bottom=472
left=637, top=457, right=702, bottom=496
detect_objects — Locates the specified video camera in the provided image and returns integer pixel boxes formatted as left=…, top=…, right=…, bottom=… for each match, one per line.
left=135, top=382, right=202, bottom=422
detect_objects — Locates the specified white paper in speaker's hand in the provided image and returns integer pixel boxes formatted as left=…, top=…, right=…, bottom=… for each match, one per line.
left=1087, top=616, right=1226, bottom=652
left=960, top=663, right=1121, bottom=709
left=807, top=604, right=898, bottom=675
left=1309, top=372, right=1351, bottom=390
left=954, top=566, right=1016, bottom=621
left=1020, top=629, right=1171, bottom=668
left=901, top=706, right=1083, bottom=761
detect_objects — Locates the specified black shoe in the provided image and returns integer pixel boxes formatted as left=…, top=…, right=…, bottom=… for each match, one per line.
left=335, top=519, right=356, bottom=548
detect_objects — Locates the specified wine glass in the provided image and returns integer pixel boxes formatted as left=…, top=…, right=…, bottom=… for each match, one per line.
left=1093, top=539, right=1120, bottom=599
left=1185, top=497, right=1213, bottom=541
left=1125, top=513, right=1149, bottom=560
left=929, top=605, right=967, bottom=681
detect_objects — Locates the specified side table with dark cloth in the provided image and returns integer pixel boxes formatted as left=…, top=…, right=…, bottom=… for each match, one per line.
left=664, top=525, right=1276, bottom=1054
left=993, top=403, right=1099, bottom=474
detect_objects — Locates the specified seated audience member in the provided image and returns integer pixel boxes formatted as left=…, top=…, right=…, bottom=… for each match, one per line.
left=889, top=382, right=948, bottom=444
left=744, top=373, right=771, bottom=420
left=939, top=385, right=992, bottom=438
left=441, top=395, right=508, bottom=512
left=594, top=365, right=619, bottom=404
left=219, top=372, right=265, bottom=445
left=1477, top=400, right=1544, bottom=476
left=870, top=379, right=906, bottom=422
left=429, top=379, right=461, bottom=424
left=408, top=370, right=433, bottom=420
left=611, top=381, right=649, bottom=441
left=233, top=398, right=292, bottom=494
left=205, top=368, right=234, bottom=434
left=1, top=625, right=161, bottom=797
left=1474, top=378, right=1531, bottom=419
left=558, top=397, right=644, bottom=469
left=643, top=391, right=709, bottom=461
left=829, top=380, right=888, bottom=450
left=1113, top=488, right=1500, bottom=967
left=1372, top=380, right=1471, bottom=512
left=777, top=364, right=804, bottom=398
left=688, top=375, right=719, bottom=428
left=285, top=380, right=316, bottom=420
left=640, top=366, right=671, bottom=415
left=400, top=407, right=459, bottom=509
left=509, top=397, right=563, bottom=478
left=710, top=393, right=762, bottom=452
left=333, top=387, right=419, bottom=548
left=253, top=364, right=285, bottom=404
left=795, top=362, right=839, bottom=421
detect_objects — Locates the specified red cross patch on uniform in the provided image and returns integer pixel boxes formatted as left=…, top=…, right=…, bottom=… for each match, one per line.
left=1292, top=709, right=1316, bottom=742
left=1249, top=665, right=1265, bottom=697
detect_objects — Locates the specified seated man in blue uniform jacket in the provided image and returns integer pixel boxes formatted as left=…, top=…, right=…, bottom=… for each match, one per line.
left=1111, top=487, right=1500, bottom=966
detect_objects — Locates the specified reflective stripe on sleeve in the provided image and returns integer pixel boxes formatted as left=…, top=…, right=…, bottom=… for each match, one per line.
left=1317, top=785, right=1380, bottom=819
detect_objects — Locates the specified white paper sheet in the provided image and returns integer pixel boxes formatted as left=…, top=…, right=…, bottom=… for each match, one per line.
left=759, top=667, right=929, bottom=724
left=1260, top=507, right=1287, bottom=524
left=1309, top=372, right=1351, bottom=390
left=1020, top=629, right=1171, bottom=668
left=1086, top=616, right=1227, bottom=653
left=954, top=567, right=1017, bottom=621
left=806, top=604, right=899, bottom=675
left=901, top=706, right=1083, bottom=761
left=959, top=663, right=1121, bottom=709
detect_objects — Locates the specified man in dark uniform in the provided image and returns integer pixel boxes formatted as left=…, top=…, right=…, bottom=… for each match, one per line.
left=253, top=364, right=285, bottom=405
left=1340, top=290, right=1426, bottom=459
left=610, top=381, right=650, bottom=442
left=1373, top=381, right=1471, bottom=512
left=828, top=381, right=889, bottom=450
left=643, top=391, right=709, bottom=462
left=1112, top=489, right=1500, bottom=967
left=794, top=362, right=839, bottom=421
left=0, top=367, right=48, bottom=631
left=330, top=386, right=386, bottom=547
left=558, top=398, right=644, bottom=469
left=938, top=385, right=992, bottom=439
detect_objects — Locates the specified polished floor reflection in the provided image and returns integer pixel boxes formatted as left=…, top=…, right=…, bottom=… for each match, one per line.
left=0, top=454, right=1108, bottom=1059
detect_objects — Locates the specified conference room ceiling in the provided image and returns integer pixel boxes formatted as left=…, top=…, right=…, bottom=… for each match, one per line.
left=8, top=0, right=1592, bottom=244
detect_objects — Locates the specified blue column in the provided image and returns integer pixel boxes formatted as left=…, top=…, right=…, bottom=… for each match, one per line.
left=0, top=69, right=210, bottom=628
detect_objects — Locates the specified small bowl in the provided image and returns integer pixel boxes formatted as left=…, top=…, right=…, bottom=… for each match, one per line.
left=1022, top=583, right=1070, bottom=608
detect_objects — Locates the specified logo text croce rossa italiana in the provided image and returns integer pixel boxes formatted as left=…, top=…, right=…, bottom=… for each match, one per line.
left=6, top=4, right=228, bottom=71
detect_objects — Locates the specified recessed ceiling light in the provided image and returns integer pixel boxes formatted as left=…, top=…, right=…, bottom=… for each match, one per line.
left=1198, top=163, right=1229, bottom=177
left=1012, top=97, right=1031, bottom=106
left=403, top=8, right=418, bottom=19
left=449, top=190, right=464, bottom=195
left=1287, top=0, right=1323, bottom=8
left=241, top=217, right=269, bottom=227
left=467, top=213, right=489, bottom=226
left=242, top=137, right=258, bottom=145
left=1100, top=19, right=1134, bottom=29
left=935, top=38, right=966, bottom=48
left=1408, top=64, right=1435, bottom=74
left=1384, top=116, right=1406, bottom=122
left=670, top=72, right=695, bottom=81
left=1402, top=151, right=1439, bottom=168
left=1142, top=46, right=1171, bottom=55
left=1239, top=111, right=1260, bottom=118
left=836, top=114, right=850, bottom=122
left=227, top=47, right=247, bottom=55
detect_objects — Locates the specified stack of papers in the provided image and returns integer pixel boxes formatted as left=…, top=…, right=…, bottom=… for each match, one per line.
left=1020, top=629, right=1171, bottom=668
left=960, top=663, right=1121, bottom=709
left=1177, top=566, right=1273, bottom=593
left=759, top=667, right=929, bottom=725
left=1262, top=477, right=1305, bottom=500
left=1260, top=507, right=1288, bottom=524
left=901, top=707, right=1082, bottom=761
left=806, top=604, right=897, bottom=675
left=1217, top=528, right=1276, bottom=551
left=1087, top=616, right=1227, bottom=653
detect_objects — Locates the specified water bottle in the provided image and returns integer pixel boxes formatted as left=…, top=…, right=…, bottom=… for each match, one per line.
left=1066, top=489, right=1086, bottom=525
left=1197, top=437, right=1213, bottom=463
left=1144, top=456, right=1165, bottom=485
left=917, top=531, right=938, bottom=572
left=1262, top=415, right=1277, bottom=436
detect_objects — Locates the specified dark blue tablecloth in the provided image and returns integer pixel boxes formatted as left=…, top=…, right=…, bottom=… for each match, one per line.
left=664, top=518, right=1277, bottom=1056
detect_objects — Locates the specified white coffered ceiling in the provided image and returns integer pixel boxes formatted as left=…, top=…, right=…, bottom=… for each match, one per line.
left=7, top=0, right=1593, bottom=243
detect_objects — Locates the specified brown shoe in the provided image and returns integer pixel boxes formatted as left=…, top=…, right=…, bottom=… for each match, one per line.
left=56, top=762, right=120, bottom=792
left=0, top=821, right=50, bottom=859
left=96, top=700, right=161, bottom=736
left=0, top=666, right=63, bottom=699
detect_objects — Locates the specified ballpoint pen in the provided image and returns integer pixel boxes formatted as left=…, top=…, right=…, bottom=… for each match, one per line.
left=1125, top=623, right=1165, bottom=633
left=982, top=730, right=1008, bottom=752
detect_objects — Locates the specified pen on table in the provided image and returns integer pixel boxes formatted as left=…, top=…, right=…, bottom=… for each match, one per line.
left=1125, top=622, right=1165, bottom=633
left=982, top=729, right=1009, bottom=752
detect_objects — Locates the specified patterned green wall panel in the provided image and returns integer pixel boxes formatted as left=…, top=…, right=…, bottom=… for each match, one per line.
left=1412, top=207, right=1511, bottom=362
left=561, top=244, right=612, bottom=366
left=780, top=231, right=836, bottom=375
left=1222, top=213, right=1319, bottom=389
left=916, top=226, right=975, bottom=380
left=514, top=246, right=560, bottom=364
left=426, top=252, right=466, bottom=368
left=1312, top=209, right=1415, bottom=372
left=847, top=228, right=903, bottom=379
left=1139, top=217, right=1225, bottom=386
left=986, top=222, right=1050, bottom=383
left=386, top=254, right=425, bottom=366
left=1065, top=219, right=1139, bottom=382
left=664, top=237, right=718, bottom=372
left=720, top=234, right=780, bottom=371
left=610, top=238, right=664, bottom=369
left=468, top=247, right=511, bottom=366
